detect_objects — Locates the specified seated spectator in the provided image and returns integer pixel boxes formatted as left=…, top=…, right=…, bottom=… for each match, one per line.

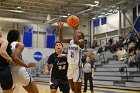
left=118, top=35, right=124, bottom=47
left=104, top=43, right=110, bottom=51
left=116, top=47, right=127, bottom=61
left=123, top=36, right=129, bottom=46
left=110, top=41, right=117, bottom=53
left=135, top=50, right=140, bottom=68
left=127, top=51, right=135, bottom=67
left=127, top=44, right=134, bottom=54
left=109, top=37, right=113, bottom=47
left=96, top=42, right=105, bottom=54
left=135, top=37, right=140, bottom=50
left=118, top=40, right=124, bottom=48
left=128, top=34, right=135, bottom=44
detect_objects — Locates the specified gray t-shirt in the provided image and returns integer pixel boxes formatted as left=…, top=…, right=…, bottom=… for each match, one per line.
left=83, top=62, right=94, bottom=73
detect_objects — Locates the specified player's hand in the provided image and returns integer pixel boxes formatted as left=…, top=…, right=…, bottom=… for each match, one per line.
left=44, top=70, right=49, bottom=75
left=27, top=62, right=36, bottom=68
left=57, top=18, right=64, bottom=30
left=8, top=57, right=16, bottom=65
left=92, top=74, right=94, bottom=78
left=57, top=54, right=66, bottom=58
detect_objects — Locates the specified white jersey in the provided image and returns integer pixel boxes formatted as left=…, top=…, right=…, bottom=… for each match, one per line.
left=67, top=40, right=82, bottom=66
left=10, top=41, right=24, bottom=70
left=11, top=41, right=18, bottom=53
left=10, top=41, right=33, bottom=86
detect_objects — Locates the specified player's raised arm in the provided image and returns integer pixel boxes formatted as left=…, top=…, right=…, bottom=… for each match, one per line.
left=57, top=19, right=71, bottom=43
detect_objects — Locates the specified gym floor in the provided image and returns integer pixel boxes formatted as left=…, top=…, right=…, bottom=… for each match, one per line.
left=13, top=82, right=140, bottom=93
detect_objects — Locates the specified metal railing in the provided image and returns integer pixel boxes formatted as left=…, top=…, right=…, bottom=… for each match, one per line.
left=119, top=66, right=128, bottom=81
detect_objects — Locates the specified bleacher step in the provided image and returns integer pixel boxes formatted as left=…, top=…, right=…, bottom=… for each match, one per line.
left=103, top=64, right=128, bottom=67
left=95, top=67, right=138, bottom=72
left=113, top=81, right=125, bottom=87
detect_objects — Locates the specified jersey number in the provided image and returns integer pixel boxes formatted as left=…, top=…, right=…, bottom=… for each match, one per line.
left=58, top=65, right=66, bottom=70
left=71, top=51, right=74, bottom=58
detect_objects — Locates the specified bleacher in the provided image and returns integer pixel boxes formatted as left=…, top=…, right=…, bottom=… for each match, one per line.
left=92, top=49, right=140, bottom=90
left=30, top=48, right=140, bottom=91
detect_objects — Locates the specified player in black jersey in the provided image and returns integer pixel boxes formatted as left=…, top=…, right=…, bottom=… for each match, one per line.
left=0, top=30, right=14, bottom=93
left=44, top=41, right=70, bottom=93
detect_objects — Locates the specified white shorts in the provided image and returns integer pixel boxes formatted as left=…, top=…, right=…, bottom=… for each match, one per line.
left=11, top=67, right=34, bottom=87
left=67, top=65, right=82, bottom=82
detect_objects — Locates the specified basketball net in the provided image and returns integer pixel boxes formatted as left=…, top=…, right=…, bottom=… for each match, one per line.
left=47, top=14, right=52, bottom=21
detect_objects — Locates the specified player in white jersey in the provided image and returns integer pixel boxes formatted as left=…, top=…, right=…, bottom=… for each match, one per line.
left=7, top=30, right=39, bottom=93
left=67, top=40, right=81, bottom=65
left=58, top=20, right=85, bottom=93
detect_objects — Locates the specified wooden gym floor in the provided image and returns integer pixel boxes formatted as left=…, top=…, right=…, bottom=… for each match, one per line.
left=10, top=82, right=139, bottom=93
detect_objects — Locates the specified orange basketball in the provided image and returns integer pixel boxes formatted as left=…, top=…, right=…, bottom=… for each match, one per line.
left=67, top=15, right=80, bottom=29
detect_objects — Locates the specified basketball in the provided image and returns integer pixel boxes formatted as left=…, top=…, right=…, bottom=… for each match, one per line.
left=67, top=15, right=80, bottom=29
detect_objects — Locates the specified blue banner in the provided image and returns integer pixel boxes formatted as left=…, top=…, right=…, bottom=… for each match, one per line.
left=93, top=19, right=100, bottom=27
left=46, top=35, right=55, bottom=48
left=101, top=17, right=107, bottom=25
left=23, top=26, right=33, bottom=47
left=46, top=27, right=56, bottom=48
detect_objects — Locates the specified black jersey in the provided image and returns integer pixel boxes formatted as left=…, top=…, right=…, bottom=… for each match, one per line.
left=0, top=44, right=13, bottom=90
left=0, top=44, right=12, bottom=67
left=47, top=52, right=68, bottom=78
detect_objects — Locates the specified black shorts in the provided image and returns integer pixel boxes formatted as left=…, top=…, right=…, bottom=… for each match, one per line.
left=50, top=77, right=70, bottom=93
left=0, top=65, right=13, bottom=90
